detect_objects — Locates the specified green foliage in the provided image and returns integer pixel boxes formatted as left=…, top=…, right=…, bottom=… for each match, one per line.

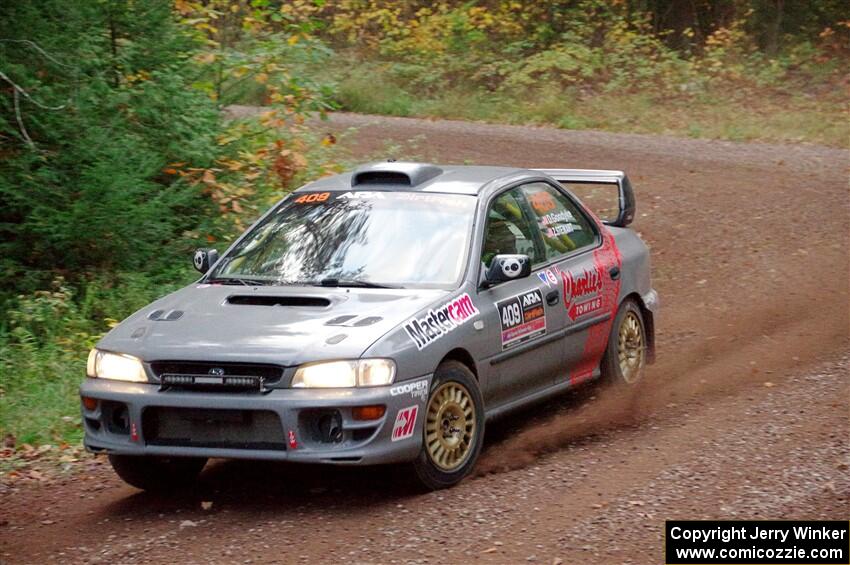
left=0, top=0, right=345, bottom=446
left=0, top=273, right=196, bottom=445
left=0, top=281, right=99, bottom=445
left=300, top=0, right=847, bottom=147
left=0, top=0, right=221, bottom=298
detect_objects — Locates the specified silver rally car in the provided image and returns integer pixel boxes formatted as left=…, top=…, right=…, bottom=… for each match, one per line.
left=80, top=161, right=657, bottom=490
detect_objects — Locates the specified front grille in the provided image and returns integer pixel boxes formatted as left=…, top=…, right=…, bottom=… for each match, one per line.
left=150, top=361, right=284, bottom=389
left=160, top=373, right=263, bottom=391
left=143, top=407, right=285, bottom=450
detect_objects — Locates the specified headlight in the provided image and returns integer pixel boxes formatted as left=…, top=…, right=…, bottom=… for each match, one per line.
left=291, top=359, right=396, bottom=388
left=86, top=349, right=147, bottom=382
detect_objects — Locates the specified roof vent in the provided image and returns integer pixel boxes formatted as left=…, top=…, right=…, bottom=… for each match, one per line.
left=351, top=162, right=443, bottom=188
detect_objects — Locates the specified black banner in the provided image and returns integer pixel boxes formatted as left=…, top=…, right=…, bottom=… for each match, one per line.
left=496, top=289, right=546, bottom=350
left=666, top=520, right=849, bottom=564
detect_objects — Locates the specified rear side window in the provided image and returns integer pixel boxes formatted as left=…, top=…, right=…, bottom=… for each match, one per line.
left=519, top=182, right=597, bottom=263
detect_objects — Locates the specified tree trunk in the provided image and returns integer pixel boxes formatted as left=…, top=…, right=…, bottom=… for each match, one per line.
left=765, top=0, right=784, bottom=57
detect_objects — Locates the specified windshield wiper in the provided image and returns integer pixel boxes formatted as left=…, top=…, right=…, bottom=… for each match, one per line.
left=207, top=276, right=275, bottom=286
left=318, top=278, right=400, bottom=289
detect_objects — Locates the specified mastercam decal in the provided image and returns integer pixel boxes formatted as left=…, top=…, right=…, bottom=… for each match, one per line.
left=403, top=293, right=479, bottom=350
left=496, top=289, right=547, bottom=350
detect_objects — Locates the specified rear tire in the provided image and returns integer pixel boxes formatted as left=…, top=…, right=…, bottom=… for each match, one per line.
left=601, top=299, right=646, bottom=385
left=411, top=361, right=484, bottom=490
left=108, top=454, right=207, bottom=492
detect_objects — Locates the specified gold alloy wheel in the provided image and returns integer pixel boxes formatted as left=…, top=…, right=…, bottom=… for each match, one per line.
left=618, top=311, right=645, bottom=383
left=425, top=382, right=476, bottom=471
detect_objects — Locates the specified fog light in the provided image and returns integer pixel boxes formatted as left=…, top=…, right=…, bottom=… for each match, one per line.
left=318, top=411, right=343, bottom=443
left=82, top=396, right=98, bottom=411
left=352, top=405, right=386, bottom=421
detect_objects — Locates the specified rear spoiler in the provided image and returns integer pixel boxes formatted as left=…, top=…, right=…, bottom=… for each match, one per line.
left=533, top=168, right=635, bottom=228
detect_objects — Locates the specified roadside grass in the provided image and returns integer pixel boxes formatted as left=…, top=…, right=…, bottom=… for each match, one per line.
left=0, top=344, right=86, bottom=446
left=337, top=73, right=416, bottom=116
left=332, top=64, right=848, bottom=148
left=0, top=273, right=193, bottom=447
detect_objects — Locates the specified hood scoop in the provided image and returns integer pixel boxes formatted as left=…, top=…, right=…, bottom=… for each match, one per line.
left=326, top=315, right=383, bottom=327
left=227, top=295, right=331, bottom=307
left=148, top=309, right=184, bottom=321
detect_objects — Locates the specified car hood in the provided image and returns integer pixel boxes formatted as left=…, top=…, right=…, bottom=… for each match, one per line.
left=97, top=283, right=448, bottom=366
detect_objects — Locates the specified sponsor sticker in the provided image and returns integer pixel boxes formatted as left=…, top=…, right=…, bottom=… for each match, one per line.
left=496, top=289, right=547, bottom=350
left=564, top=229, right=623, bottom=385
left=529, top=191, right=557, bottom=214
left=391, top=406, right=418, bottom=441
left=545, top=223, right=577, bottom=238
left=338, top=191, right=385, bottom=200
left=562, top=266, right=605, bottom=321
left=390, top=379, right=429, bottom=401
left=539, top=209, right=576, bottom=226
left=537, top=268, right=559, bottom=286
left=404, top=293, right=479, bottom=350
left=288, top=430, right=298, bottom=450
left=294, top=192, right=330, bottom=204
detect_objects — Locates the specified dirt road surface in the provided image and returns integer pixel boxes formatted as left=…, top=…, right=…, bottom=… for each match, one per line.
left=2, top=114, right=848, bottom=564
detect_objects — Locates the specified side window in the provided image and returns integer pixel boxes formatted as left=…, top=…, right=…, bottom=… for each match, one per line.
left=519, top=182, right=598, bottom=263
left=481, top=188, right=540, bottom=268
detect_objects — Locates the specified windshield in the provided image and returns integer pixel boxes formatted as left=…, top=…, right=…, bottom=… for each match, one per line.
left=209, top=191, right=477, bottom=289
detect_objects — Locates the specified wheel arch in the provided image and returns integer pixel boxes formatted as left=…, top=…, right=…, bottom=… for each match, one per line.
left=622, top=292, right=656, bottom=364
left=439, top=348, right=479, bottom=379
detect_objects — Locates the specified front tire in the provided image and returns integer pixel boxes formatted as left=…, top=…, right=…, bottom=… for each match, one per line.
left=108, top=455, right=207, bottom=492
left=411, top=361, right=484, bottom=490
left=601, top=299, right=647, bottom=385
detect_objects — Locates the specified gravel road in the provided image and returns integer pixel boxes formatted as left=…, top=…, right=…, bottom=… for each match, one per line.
left=2, top=113, right=848, bottom=564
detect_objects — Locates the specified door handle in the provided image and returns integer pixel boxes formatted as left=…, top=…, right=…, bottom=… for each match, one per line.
left=609, top=266, right=621, bottom=280
left=546, top=289, right=560, bottom=306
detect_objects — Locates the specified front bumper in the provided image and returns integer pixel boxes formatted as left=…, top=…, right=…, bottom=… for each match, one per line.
left=79, top=375, right=432, bottom=465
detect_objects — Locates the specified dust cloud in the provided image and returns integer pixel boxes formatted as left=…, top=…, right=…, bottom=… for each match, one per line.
left=476, top=291, right=848, bottom=475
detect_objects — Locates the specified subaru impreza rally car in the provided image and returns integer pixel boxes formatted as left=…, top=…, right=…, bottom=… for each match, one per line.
left=80, top=161, right=657, bottom=490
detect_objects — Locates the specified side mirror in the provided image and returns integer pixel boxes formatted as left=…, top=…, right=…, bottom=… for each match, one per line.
left=193, top=248, right=219, bottom=274
left=483, top=254, right=531, bottom=286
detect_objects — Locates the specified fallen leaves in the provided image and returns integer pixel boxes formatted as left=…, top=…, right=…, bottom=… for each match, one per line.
left=1, top=442, right=96, bottom=487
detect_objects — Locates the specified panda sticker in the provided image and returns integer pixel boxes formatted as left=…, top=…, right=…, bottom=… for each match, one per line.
left=500, top=256, right=527, bottom=279
left=193, top=249, right=207, bottom=271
